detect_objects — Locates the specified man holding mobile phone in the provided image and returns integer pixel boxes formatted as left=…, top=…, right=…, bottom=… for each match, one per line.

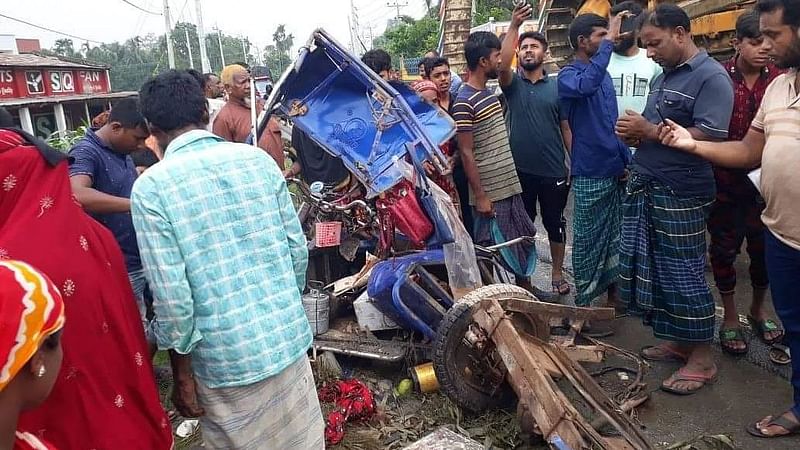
left=615, top=4, right=734, bottom=397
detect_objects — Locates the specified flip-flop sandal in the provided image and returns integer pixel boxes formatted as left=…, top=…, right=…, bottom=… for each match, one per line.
left=552, top=279, right=571, bottom=295
left=718, top=327, right=748, bottom=355
left=660, top=367, right=718, bottom=396
left=640, top=345, right=688, bottom=362
left=747, top=413, right=800, bottom=438
left=747, top=316, right=785, bottom=345
left=580, top=321, right=614, bottom=338
left=769, top=343, right=791, bottom=365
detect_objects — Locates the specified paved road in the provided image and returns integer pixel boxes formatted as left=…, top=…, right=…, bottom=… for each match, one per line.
left=525, top=192, right=797, bottom=449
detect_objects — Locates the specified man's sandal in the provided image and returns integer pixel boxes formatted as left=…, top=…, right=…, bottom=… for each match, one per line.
left=660, top=367, right=718, bottom=395
left=747, top=316, right=785, bottom=345
left=747, top=412, right=800, bottom=438
left=718, top=327, right=748, bottom=355
left=640, top=345, right=688, bottom=362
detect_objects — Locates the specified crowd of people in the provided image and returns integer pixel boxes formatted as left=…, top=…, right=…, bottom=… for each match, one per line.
left=1, top=0, right=800, bottom=447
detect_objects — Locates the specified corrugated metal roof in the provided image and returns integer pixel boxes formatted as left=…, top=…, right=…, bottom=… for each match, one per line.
left=0, top=91, right=137, bottom=107
left=0, top=53, right=108, bottom=69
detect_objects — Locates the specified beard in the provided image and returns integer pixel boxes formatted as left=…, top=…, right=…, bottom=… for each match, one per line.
left=614, top=37, right=636, bottom=54
left=775, top=39, right=800, bottom=69
left=520, top=60, right=542, bottom=71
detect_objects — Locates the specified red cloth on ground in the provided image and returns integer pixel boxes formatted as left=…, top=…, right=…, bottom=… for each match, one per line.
left=318, top=379, right=376, bottom=445
left=0, top=130, right=173, bottom=449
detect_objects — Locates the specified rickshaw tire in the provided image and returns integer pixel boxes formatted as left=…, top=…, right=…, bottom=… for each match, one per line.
left=433, top=284, right=537, bottom=414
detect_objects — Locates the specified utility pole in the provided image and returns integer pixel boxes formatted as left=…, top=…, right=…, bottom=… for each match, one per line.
left=215, top=25, right=226, bottom=67
left=163, top=0, right=175, bottom=68
left=347, top=15, right=355, bottom=54
left=184, top=26, right=194, bottom=68
left=387, top=0, right=408, bottom=19
left=240, top=36, right=248, bottom=65
left=195, top=0, right=211, bottom=73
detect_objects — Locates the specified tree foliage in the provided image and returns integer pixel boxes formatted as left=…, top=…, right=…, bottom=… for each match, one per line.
left=262, top=25, right=294, bottom=78
left=49, top=24, right=255, bottom=93
left=374, top=0, right=532, bottom=59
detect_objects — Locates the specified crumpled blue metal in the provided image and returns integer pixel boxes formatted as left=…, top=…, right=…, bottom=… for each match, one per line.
left=258, top=28, right=455, bottom=197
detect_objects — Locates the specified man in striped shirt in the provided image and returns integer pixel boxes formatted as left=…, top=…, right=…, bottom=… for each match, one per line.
left=453, top=31, right=537, bottom=291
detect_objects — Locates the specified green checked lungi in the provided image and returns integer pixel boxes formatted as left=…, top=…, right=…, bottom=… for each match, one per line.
left=572, top=177, right=624, bottom=306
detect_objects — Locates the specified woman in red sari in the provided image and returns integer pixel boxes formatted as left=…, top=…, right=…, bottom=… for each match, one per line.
left=0, top=126, right=173, bottom=449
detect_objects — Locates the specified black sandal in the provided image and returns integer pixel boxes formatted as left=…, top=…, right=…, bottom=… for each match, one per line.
left=747, top=316, right=785, bottom=345
left=718, top=327, right=748, bottom=355
left=552, top=279, right=571, bottom=295
left=747, top=412, right=800, bottom=438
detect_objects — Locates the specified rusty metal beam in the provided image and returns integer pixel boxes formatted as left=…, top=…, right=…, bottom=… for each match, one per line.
left=677, top=0, right=750, bottom=19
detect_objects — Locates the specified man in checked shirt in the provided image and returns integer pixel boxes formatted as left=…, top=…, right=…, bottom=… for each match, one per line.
left=132, top=70, right=323, bottom=450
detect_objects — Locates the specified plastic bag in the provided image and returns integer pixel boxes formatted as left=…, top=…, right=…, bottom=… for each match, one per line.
left=396, top=159, right=482, bottom=299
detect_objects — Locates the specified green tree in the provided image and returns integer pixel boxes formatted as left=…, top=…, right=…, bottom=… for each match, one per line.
left=380, top=15, right=439, bottom=58
left=52, top=39, right=79, bottom=58
left=262, top=25, right=294, bottom=76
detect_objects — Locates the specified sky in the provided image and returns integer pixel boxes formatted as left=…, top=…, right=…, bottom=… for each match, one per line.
left=1, top=0, right=431, bottom=58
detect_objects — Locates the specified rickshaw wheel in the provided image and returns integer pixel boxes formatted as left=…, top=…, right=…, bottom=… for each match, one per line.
left=433, top=284, right=541, bottom=413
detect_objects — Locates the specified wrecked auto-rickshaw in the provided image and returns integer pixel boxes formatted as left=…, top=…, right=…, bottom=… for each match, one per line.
left=256, top=29, right=652, bottom=450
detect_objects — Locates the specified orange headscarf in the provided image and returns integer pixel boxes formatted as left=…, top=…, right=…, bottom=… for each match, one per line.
left=0, top=260, right=65, bottom=392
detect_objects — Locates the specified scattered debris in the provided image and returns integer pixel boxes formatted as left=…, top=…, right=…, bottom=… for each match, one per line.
left=401, top=426, right=483, bottom=450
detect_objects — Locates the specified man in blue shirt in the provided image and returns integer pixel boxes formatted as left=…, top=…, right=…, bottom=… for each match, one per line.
left=615, top=4, right=734, bottom=397
left=68, top=98, right=153, bottom=345
left=500, top=4, right=572, bottom=295
left=558, top=12, right=630, bottom=308
left=132, top=70, right=323, bottom=449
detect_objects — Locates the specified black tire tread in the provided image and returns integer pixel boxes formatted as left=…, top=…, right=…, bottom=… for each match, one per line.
left=432, top=284, right=537, bottom=413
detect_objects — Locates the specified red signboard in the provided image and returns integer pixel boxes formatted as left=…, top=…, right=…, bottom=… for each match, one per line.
left=79, top=70, right=107, bottom=94
left=0, top=69, right=15, bottom=99
left=49, top=71, right=75, bottom=93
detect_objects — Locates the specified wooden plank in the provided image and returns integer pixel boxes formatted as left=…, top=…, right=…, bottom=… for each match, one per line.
left=543, top=345, right=653, bottom=449
left=474, top=300, right=587, bottom=449
left=562, top=345, right=606, bottom=363
left=493, top=297, right=616, bottom=321
left=519, top=333, right=563, bottom=378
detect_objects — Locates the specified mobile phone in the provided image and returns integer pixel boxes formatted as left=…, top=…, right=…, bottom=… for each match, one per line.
left=655, top=102, right=666, bottom=124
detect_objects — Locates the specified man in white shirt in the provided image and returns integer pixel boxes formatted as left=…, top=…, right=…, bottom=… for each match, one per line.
left=607, top=1, right=662, bottom=116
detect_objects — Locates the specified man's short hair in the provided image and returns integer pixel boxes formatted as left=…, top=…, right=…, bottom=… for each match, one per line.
left=220, top=65, right=248, bottom=86
left=569, top=14, right=608, bottom=49
left=518, top=31, right=548, bottom=50
left=611, top=1, right=644, bottom=17
left=736, top=11, right=763, bottom=39
left=139, top=70, right=207, bottom=133
left=185, top=69, right=205, bottom=89
left=639, top=3, right=692, bottom=33
left=362, top=49, right=392, bottom=75
left=108, top=98, right=147, bottom=130
left=756, top=0, right=800, bottom=28
left=203, top=72, right=218, bottom=87
left=465, top=31, right=502, bottom=71
left=424, top=57, right=450, bottom=78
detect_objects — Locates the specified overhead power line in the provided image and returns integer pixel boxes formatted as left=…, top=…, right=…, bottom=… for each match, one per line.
left=0, top=12, right=105, bottom=44
left=120, top=0, right=163, bottom=15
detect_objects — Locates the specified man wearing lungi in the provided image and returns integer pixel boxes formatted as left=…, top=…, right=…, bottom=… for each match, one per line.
left=558, top=12, right=631, bottom=307
left=453, top=31, right=538, bottom=291
left=615, top=4, right=734, bottom=396
left=660, top=0, right=800, bottom=437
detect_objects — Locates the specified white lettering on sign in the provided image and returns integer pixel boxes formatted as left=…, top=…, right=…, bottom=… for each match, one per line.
left=81, top=71, right=101, bottom=82
left=50, top=71, right=75, bottom=93
left=0, top=70, right=12, bottom=83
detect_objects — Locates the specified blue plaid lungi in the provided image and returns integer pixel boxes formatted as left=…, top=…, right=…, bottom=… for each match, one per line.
left=619, top=173, right=716, bottom=343
left=572, top=177, right=624, bottom=306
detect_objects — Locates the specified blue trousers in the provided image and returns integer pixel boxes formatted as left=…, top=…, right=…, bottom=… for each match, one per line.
left=765, top=230, right=800, bottom=418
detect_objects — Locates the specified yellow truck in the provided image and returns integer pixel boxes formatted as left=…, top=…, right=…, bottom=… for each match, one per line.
left=541, top=0, right=754, bottom=65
